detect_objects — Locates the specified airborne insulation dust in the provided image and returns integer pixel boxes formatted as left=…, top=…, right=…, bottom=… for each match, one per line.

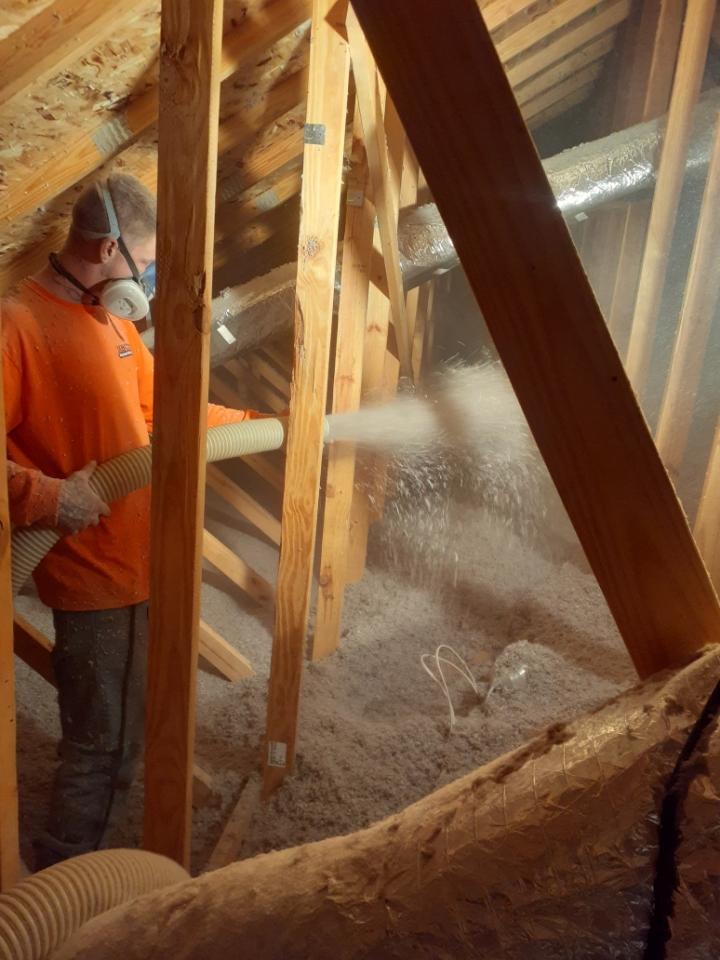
left=12, top=363, right=636, bottom=873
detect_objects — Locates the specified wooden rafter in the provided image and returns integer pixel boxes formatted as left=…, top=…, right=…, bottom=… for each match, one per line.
left=198, top=622, right=253, bottom=681
left=528, top=81, right=595, bottom=129
left=506, top=0, right=630, bottom=88
left=350, top=0, right=720, bottom=679
left=521, top=60, right=604, bottom=121
left=496, top=0, right=611, bottom=63
left=514, top=32, right=615, bottom=107
left=263, top=0, right=351, bottom=796
left=206, top=464, right=281, bottom=544
left=0, top=0, right=313, bottom=232
left=203, top=530, right=274, bottom=608
left=144, top=0, right=223, bottom=867
left=0, top=0, right=147, bottom=110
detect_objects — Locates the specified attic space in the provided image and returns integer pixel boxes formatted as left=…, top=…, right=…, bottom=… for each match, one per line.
left=2, top=2, right=720, bottom=958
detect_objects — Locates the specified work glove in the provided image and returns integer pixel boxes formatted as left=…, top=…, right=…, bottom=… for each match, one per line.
left=57, top=461, right=111, bottom=533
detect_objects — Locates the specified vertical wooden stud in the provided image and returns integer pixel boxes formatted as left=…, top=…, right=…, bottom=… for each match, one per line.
left=655, top=114, right=720, bottom=479
left=312, top=110, right=374, bottom=661
left=263, top=0, right=350, bottom=795
left=346, top=7, right=413, bottom=380
left=607, top=1, right=685, bottom=356
left=143, top=0, right=223, bottom=866
left=625, top=0, right=715, bottom=394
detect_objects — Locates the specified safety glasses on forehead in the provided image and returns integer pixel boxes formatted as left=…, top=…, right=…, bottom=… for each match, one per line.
left=49, top=182, right=154, bottom=322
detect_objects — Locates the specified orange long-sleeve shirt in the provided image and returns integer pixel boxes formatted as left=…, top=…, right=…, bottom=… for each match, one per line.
left=2, top=279, right=253, bottom=611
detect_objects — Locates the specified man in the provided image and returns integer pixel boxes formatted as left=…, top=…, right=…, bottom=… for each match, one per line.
left=3, top=174, right=259, bottom=869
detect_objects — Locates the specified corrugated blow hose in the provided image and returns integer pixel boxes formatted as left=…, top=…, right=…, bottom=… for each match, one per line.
left=11, top=417, right=295, bottom=594
left=0, top=848, right=188, bottom=960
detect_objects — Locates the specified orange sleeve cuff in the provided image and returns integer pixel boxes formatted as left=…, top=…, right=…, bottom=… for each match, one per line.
left=207, top=404, right=271, bottom=426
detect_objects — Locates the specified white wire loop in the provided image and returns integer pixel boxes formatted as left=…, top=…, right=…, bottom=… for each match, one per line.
left=420, top=644, right=494, bottom=730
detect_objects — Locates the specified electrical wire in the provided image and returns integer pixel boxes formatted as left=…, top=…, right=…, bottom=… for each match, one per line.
left=420, top=644, right=493, bottom=729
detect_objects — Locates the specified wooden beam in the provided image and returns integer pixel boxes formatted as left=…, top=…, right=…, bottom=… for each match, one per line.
left=144, top=0, right=223, bottom=868
left=216, top=67, right=309, bottom=160
left=313, top=109, right=373, bottom=661
left=606, top=0, right=684, bottom=356
left=625, top=0, right=716, bottom=395
left=246, top=352, right=292, bottom=400
left=206, top=464, right=281, bottom=544
left=350, top=0, right=720, bottom=678
left=514, top=32, right=615, bottom=107
left=347, top=152, right=424, bottom=589
left=202, top=529, right=275, bottom=607
left=346, top=9, right=413, bottom=380
left=13, top=613, right=54, bottom=685
left=216, top=164, right=303, bottom=249
left=655, top=116, right=720, bottom=480
left=263, top=0, right=350, bottom=795
left=198, top=621, right=253, bottom=681
left=0, top=0, right=146, bottom=110
left=482, top=0, right=540, bottom=32
left=506, top=0, right=631, bottom=88
left=496, top=0, right=610, bottom=64
left=217, top=112, right=306, bottom=206
left=521, top=61, right=604, bottom=121
left=694, top=415, right=720, bottom=590
left=566, top=6, right=649, bottom=321
left=219, top=362, right=287, bottom=413
left=0, top=365, right=19, bottom=891
left=262, top=341, right=293, bottom=371
left=344, top=226, right=392, bottom=585
left=14, top=610, right=246, bottom=685
left=412, top=281, right=436, bottom=382
left=242, top=453, right=286, bottom=491
left=204, top=774, right=261, bottom=871
left=0, top=0, right=312, bottom=231
left=527, top=81, right=595, bottom=130
left=344, top=101, right=409, bottom=581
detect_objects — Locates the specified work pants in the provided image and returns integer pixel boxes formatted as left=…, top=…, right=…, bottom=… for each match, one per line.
left=33, top=602, right=149, bottom=870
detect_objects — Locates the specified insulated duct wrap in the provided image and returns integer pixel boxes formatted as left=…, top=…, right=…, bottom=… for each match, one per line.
left=54, top=649, right=720, bottom=960
left=0, top=849, right=188, bottom=960
left=11, top=417, right=290, bottom=594
left=151, top=88, right=720, bottom=367
left=545, top=86, right=720, bottom=216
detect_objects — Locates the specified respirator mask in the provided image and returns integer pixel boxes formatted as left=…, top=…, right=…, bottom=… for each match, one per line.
left=49, top=182, right=155, bottom=322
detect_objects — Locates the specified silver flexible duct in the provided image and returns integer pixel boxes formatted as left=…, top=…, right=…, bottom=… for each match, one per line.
left=140, top=87, right=720, bottom=362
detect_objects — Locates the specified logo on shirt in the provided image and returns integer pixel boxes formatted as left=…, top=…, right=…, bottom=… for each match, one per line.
left=117, top=343, right=133, bottom=359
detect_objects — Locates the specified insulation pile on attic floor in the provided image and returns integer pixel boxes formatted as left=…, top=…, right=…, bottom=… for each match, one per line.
left=13, top=497, right=635, bottom=873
